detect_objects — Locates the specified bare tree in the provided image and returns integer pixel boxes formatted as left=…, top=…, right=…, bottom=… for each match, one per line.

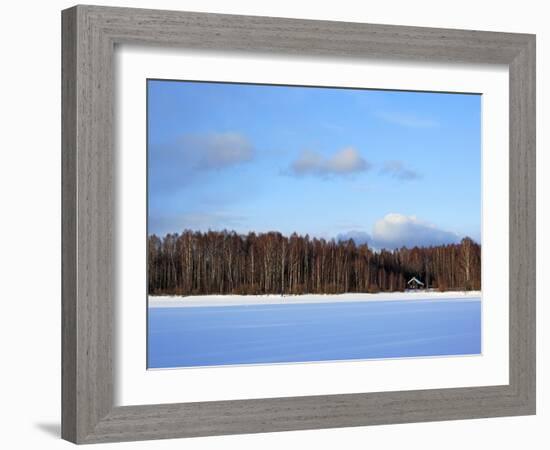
left=147, top=230, right=481, bottom=296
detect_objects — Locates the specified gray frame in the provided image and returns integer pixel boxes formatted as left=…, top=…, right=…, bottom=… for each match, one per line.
left=62, top=5, right=536, bottom=444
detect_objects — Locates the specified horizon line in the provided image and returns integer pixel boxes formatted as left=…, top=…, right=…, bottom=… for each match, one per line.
left=147, top=228, right=480, bottom=250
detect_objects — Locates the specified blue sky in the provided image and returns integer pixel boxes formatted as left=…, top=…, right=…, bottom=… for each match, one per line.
left=148, top=79, right=481, bottom=249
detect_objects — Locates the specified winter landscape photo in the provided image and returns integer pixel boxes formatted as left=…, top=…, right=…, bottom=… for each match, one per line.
left=147, top=79, right=482, bottom=369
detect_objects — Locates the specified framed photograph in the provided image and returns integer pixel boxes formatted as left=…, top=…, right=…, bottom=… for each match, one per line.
left=62, top=5, right=536, bottom=444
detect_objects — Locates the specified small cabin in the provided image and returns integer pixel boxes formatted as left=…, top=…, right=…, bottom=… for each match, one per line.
left=407, top=277, right=425, bottom=290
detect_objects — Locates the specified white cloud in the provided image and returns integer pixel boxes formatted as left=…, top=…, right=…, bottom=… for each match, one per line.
left=380, top=160, right=421, bottom=180
left=372, top=213, right=459, bottom=249
left=337, top=214, right=461, bottom=250
left=149, top=132, right=255, bottom=193
left=289, top=147, right=370, bottom=177
left=180, top=132, right=254, bottom=170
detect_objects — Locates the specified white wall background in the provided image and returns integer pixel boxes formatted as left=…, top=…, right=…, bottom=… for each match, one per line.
left=0, top=0, right=546, bottom=448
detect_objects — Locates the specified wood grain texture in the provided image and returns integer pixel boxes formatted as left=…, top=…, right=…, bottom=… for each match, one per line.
left=61, top=7, right=77, bottom=443
left=61, top=5, right=536, bottom=444
left=508, top=37, right=536, bottom=408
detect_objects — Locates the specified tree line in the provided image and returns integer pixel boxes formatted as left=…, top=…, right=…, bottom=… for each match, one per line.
left=148, top=230, right=481, bottom=296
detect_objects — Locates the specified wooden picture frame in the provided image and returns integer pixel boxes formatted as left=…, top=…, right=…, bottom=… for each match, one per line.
left=62, top=5, right=536, bottom=444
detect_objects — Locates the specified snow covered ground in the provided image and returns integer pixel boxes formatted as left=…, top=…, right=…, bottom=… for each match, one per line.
left=149, top=291, right=482, bottom=308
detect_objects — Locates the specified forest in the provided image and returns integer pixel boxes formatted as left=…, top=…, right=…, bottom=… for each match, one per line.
left=147, top=230, right=481, bottom=296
